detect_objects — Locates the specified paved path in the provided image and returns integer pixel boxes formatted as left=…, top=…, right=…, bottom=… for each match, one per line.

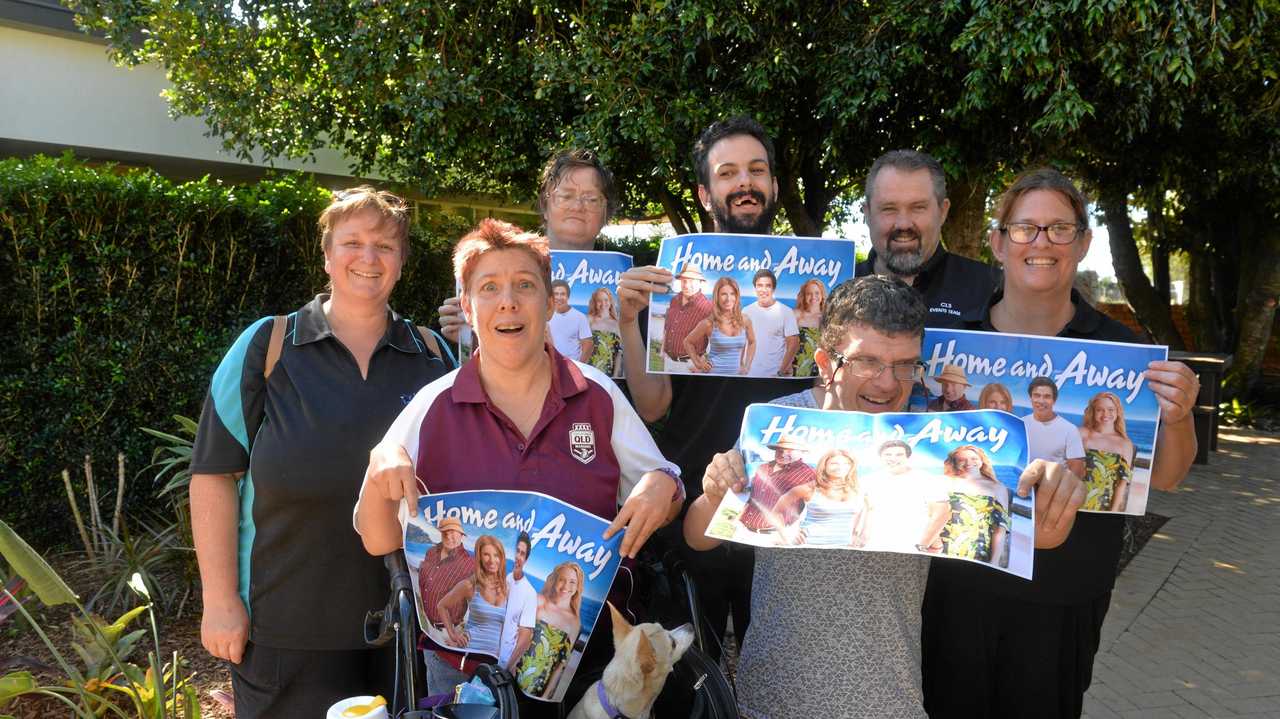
left=1084, top=428, right=1280, bottom=718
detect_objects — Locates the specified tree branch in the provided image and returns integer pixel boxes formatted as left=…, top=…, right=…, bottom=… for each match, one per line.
left=1099, top=186, right=1185, bottom=349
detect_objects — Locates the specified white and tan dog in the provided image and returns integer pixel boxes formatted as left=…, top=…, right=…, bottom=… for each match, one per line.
left=567, top=604, right=696, bottom=719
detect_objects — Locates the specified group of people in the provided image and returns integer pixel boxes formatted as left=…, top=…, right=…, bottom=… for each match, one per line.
left=660, top=264, right=828, bottom=377
left=546, top=282, right=626, bottom=378
left=187, top=114, right=1201, bottom=719
left=728, top=434, right=1013, bottom=568
left=414, top=518, right=585, bottom=699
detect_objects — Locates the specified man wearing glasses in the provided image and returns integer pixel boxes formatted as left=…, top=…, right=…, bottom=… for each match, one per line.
left=683, top=275, right=1084, bottom=719
left=856, top=150, right=1001, bottom=328
left=438, top=148, right=618, bottom=342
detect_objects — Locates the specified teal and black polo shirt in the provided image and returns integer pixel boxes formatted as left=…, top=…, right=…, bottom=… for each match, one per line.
left=191, top=294, right=453, bottom=650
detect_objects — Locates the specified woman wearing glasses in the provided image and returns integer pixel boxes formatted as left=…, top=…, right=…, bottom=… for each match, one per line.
left=922, top=169, right=1200, bottom=719
left=189, top=188, right=455, bottom=717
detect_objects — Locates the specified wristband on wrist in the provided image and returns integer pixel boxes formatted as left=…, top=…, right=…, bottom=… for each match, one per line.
left=657, top=468, right=685, bottom=504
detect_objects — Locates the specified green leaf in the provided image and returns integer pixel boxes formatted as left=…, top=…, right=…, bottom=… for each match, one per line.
left=0, top=671, right=36, bottom=706
left=0, top=521, right=77, bottom=606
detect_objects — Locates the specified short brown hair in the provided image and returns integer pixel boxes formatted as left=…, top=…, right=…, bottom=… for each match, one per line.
left=993, top=168, right=1089, bottom=229
left=536, top=149, right=619, bottom=219
left=453, top=218, right=552, bottom=296
left=318, top=186, right=412, bottom=260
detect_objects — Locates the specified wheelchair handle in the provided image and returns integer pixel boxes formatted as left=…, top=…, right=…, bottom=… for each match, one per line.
left=386, top=550, right=413, bottom=594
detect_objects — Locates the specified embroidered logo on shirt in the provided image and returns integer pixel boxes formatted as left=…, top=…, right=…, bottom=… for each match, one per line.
left=569, top=422, right=596, bottom=464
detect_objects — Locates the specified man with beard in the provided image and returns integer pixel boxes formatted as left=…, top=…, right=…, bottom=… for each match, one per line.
left=616, top=116, right=799, bottom=659
left=856, top=150, right=1000, bottom=328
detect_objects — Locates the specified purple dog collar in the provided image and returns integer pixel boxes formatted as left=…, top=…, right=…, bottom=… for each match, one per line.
left=597, top=681, right=627, bottom=719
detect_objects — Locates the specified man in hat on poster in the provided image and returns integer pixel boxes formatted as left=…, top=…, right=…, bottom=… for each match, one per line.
left=417, top=516, right=475, bottom=629
left=732, top=432, right=816, bottom=533
left=927, top=364, right=975, bottom=412
left=661, top=261, right=713, bottom=372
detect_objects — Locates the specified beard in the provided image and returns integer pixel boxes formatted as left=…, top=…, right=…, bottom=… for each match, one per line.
left=711, top=189, right=779, bottom=235
left=882, top=229, right=928, bottom=276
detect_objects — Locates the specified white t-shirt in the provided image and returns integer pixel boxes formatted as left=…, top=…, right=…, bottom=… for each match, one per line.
left=742, top=301, right=798, bottom=376
left=1022, top=413, right=1085, bottom=464
left=862, top=468, right=949, bottom=552
left=498, top=572, right=538, bottom=666
left=548, top=307, right=591, bottom=360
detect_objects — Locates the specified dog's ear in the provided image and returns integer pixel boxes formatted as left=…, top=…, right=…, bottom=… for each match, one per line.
left=636, top=630, right=658, bottom=677
left=608, top=602, right=632, bottom=643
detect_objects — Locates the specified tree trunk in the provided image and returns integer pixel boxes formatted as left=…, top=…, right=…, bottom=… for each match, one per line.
left=658, top=185, right=694, bottom=237
left=1099, top=187, right=1185, bottom=349
left=1152, top=242, right=1171, bottom=303
left=1185, top=251, right=1223, bottom=352
left=1224, top=230, right=1280, bottom=398
left=944, top=172, right=990, bottom=260
left=778, top=172, right=822, bottom=237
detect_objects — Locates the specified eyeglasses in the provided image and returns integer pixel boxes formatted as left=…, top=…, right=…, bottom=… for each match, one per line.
left=830, top=351, right=925, bottom=382
left=549, top=191, right=606, bottom=211
left=999, top=222, right=1082, bottom=245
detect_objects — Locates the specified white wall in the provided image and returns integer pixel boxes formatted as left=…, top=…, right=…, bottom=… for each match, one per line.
left=0, top=24, right=365, bottom=176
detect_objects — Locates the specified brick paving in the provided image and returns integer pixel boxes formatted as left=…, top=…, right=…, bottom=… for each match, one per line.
left=1084, top=428, right=1280, bottom=718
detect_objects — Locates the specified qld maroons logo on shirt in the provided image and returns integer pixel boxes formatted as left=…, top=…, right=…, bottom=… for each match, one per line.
left=569, top=422, right=596, bottom=464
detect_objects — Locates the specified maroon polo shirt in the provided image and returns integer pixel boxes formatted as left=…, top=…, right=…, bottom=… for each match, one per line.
left=738, top=460, right=818, bottom=531
left=663, top=292, right=713, bottom=360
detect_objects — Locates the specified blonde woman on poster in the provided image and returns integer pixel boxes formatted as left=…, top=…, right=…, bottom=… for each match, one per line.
left=516, top=561, right=584, bottom=699
left=437, top=534, right=509, bottom=650
left=770, top=449, right=868, bottom=547
left=926, top=445, right=1010, bottom=567
left=1078, top=391, right=1136, bottom=512
left=790, top=279, right=826, bottom=377
left=586, top=287, right=622, bottom=376
left=685, top=276, right=756, bottom=374
left=977, top=382, right=1013, bottom=412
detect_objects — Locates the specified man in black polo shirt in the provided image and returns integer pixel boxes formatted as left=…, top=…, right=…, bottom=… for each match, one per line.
left=856, top=150, right=1001, bottom=328
left=616, top=116, right=801, bottom=658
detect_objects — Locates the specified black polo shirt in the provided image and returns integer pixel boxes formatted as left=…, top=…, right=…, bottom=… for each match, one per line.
left=192, top=294, right=452, bottom=650
left=856, top=247, right=1001, bottom=328
left=926, top=288, right=1138, bottom=605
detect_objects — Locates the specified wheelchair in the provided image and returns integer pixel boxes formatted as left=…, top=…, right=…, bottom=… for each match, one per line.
left=364, top=538, right=739, bottom=719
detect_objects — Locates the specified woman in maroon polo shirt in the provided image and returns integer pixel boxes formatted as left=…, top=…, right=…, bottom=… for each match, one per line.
left=354, top=218, right=683, bottom=707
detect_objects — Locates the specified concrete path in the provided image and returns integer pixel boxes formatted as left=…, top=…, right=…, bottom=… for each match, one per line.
left=1084, top=428, right=1280, bottom=718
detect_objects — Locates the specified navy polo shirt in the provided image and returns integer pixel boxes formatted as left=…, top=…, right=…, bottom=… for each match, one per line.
left=191, top=295, right=452, bottom=649
left=856, top=247, right=1001, bottom=328
left=370, top=345, right=679, bottom=522
left=926, top=288, right=1139, bottom=605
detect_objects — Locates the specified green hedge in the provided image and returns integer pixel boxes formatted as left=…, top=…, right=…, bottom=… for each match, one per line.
left=0, top=154, right=467, bottom=545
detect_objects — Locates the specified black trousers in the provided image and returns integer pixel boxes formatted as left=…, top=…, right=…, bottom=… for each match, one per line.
left=679, top=540, right=754, bottom=662
left=231, top=641, right=397, bottom=718
left=921, top=583, right=1111, bottom=719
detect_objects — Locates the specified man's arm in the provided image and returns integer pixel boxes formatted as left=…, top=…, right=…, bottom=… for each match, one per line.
left=778, top=333, right=800, bottom=376
left=1066, top=458, right=1085, bottom=479
left=617, top=266, right=673, bottom=421
left=578, top=337, right=594, bottom=363
left=506, top=627, right=534, bottom=672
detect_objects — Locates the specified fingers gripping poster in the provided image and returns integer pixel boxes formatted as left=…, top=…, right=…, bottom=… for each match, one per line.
left=706, top=404, right=1036, bottom=579
left=646, top=234, right=856, bottom=378
left=920, top=329, right=1167, bottom=515
left=403, top=490, right=622, bottom=703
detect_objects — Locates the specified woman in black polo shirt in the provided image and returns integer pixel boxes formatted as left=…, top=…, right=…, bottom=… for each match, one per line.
left=189, top=187, right=454, bottom=718
left=921, top=168, right=1200, bottom=718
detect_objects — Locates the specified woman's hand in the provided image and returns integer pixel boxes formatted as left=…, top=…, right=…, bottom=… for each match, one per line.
left=365, top=442, right=422, bottom=515
left=438, top=295, right=467, bottom=344
left=1145, top=360, right=1200, bottom=425
left=606, top=471, right=681, bottom=559
left=201, top=593, right=249, bottom=664
left=616, top=266, right=672, bottom=324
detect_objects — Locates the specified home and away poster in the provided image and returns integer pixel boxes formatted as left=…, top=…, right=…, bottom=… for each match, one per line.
left=403, top=490, right=622, bottom=703
left=920, top=329, right=1167, bottom=515
left=646, top=233, right=856, bottom=379
left=457, top=250, right=632, bottom=377
left=705, top=404, right=1036, bottom=579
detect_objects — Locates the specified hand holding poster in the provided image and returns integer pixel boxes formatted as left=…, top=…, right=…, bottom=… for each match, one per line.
left=458, top=250, right=634, bottom=373
left=920, top=328, right=1167, bottom=515
left=403, top=490, right=622, bottom=703
left=646, top=233, right=856, bottom=378
left=705, top=403, right=1036, bottom=579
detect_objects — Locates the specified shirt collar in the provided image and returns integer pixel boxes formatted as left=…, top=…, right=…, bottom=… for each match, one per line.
left=860, top=246, right=950, bottom=288
left=963, top=287, right=1103, bottom=337
left=451, top=343, right=590, bottom=405
left=293, top=294, right=422, bottom=354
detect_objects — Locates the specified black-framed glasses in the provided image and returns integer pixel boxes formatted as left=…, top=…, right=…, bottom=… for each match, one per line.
left=830, top=351, right=925, bottom=382
left=999, top=222, right=1082, bottom=245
